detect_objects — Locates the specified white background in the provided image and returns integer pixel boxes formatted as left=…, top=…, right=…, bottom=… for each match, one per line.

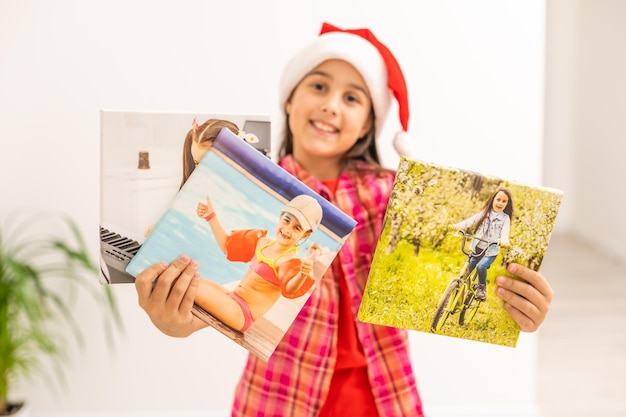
left=4, top=0, right=621, bottom=416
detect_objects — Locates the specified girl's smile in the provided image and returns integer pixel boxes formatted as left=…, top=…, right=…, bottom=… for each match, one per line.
left=311, top=119, right=339, bottom=134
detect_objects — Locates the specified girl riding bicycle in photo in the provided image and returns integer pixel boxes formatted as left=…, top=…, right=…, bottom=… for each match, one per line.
left=451, top=186, right=513, bottom=301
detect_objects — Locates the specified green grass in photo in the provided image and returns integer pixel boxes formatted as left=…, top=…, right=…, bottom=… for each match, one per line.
left=359, top=228, right=519, bottom=347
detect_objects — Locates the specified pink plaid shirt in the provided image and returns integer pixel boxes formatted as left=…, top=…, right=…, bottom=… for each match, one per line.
left=231, top=156, right=424, bottom=417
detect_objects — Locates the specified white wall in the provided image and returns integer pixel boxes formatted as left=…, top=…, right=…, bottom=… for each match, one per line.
left=543, top=0, right=626, bottom=262
left=0, top=1, right=546, bottom=416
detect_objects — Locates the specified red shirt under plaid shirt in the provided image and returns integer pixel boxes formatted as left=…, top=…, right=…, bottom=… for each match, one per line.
left=231, top=155, right=424, bottom=417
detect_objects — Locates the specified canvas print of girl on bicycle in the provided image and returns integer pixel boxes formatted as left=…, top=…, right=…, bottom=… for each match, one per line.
left=358, top=157, right=563, bottom=347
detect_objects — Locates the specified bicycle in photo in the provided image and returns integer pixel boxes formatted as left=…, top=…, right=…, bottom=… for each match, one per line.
left=430, top=230, right=499, bottom=333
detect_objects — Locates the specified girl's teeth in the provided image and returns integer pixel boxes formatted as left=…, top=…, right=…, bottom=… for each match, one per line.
left=314, top=121, right=335, bottom=132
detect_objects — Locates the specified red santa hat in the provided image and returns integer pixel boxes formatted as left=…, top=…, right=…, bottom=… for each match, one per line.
left=278, top=22, right=415, bottom=157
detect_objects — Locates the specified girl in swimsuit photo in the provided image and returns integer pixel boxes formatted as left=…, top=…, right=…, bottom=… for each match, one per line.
left=195, top=194, right=323, bottom=332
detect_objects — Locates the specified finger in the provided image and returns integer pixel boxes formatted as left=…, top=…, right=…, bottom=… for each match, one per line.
left=496, top=282, right=542, bottom=331
left=179, top=271, right=201, bottom=313
left=497, top=265, right=553, bottom=309
left=135, top=261, right=168, bottom=305
left=163, top=259, right=200, bottom=312
left=149, top=255, right=192, bottom=304
left=507, top=263, right=554, bottom=301
left=496, top=264, right=553, bottom=331
left=502, top=302, right=538, bottom=332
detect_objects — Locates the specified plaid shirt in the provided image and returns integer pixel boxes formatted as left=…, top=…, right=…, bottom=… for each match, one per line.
left=231, top=156, right=424, bottom=417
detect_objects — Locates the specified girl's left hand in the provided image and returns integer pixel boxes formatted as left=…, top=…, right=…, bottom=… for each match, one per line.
left=495, top=263, right=554, bottom=332
left=299, top=258, right=313, bottom=277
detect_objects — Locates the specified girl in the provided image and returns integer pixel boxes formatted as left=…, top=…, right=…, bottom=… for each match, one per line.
left=135, top=23, right=554, bottom=416
left=194, top=194, right=323, bottom=332
left=452, top=186, right=514, bottom=301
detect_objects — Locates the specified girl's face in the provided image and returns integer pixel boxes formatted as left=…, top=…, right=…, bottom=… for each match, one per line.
left=285, top=59, right=373, bottom=165
left=191, top=141, right=211, bottom=166
left=276, top=213, right=308, bottom=245
left=492, top=191, right=509, bottom=213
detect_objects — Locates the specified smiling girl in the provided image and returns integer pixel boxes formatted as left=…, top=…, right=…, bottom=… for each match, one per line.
left=135, top=23, right=554, bottom=417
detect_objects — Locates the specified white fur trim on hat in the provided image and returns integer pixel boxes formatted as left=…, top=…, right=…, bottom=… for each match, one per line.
left=393, top=131, right=417, bottom=158
left=278, top=31, right=392, bottom=141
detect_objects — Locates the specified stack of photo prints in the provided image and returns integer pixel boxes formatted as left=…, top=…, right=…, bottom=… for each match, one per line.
left=99, top=111, right=356, bottom=361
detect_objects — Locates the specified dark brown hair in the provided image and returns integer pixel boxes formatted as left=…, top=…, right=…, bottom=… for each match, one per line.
left=180, top=119, right=239, bottom=189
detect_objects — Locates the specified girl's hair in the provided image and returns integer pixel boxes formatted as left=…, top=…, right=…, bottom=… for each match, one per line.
left=473, top=186, right=514, bottom=234
left=277, top=106, right=381, bottom=166
left=180, top=118, right=239, bottom=189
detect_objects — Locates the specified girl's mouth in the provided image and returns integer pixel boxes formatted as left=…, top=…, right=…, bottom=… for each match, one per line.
left=312, top=120, right=338, bottom=133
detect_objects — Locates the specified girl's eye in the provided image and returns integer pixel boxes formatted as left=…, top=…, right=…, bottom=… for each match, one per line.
left=311, top=82, right=325, bottom=92
left=345, top=93, right=359, bottom=104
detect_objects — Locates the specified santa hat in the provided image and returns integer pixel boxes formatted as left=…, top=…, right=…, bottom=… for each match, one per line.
left=278, top=22, right=415, bottom=157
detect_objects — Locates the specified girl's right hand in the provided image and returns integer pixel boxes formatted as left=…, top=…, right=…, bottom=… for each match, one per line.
left=135, top=255, right=208, bottom=337
left=197, top=196, right=214, bottom=218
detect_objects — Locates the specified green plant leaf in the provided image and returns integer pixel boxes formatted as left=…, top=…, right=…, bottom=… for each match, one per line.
left=0, top=209, right=122, bottom=413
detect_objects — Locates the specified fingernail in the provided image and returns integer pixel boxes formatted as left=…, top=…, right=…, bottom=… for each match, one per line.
left=496, top=276, right=506, bottom=285
left=158, top=261, right=168, bottom=270
left=508, top=263, right=518, bottom=274
left=190, top=260, right=199, bottom=269
left=179, top=254, right=190, bottom=262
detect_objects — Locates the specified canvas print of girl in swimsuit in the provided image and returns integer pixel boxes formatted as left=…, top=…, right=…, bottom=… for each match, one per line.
left=126, top=128, right=356, bottom=360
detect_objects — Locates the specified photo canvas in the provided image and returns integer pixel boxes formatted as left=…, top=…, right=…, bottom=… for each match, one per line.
left=358, top=156, right=563, bottom=347
left=124, top=127, right=356, bottom=361
left=99, top=110, right=271, bottom=285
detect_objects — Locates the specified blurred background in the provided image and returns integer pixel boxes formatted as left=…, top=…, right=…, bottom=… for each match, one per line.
left=0, top=0, right=623, bottom=416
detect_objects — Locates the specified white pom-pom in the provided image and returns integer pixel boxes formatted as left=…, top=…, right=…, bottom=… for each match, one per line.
left=392, top=131, right=416, bottom=158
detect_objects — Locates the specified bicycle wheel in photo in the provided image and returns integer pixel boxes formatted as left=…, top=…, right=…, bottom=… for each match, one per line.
left=430, top=279, right=462, bottom=333
left=459, top=290, right=481, bottom=325
left=459, top=271, right=483, bottom=325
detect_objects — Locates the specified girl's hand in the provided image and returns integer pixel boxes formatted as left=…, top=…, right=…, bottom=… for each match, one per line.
left=495, top=263, right=554, bottom=332
left=135, top=255, right=208, bottom=337
left=197, top=196, right=214, bottom=218
left=300, top=243, right=322, bottom=278
left=299, top=258, right=313, bottom=277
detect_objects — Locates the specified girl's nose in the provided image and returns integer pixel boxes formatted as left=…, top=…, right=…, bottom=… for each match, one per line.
left=321, top=94, right=340, bottom=115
